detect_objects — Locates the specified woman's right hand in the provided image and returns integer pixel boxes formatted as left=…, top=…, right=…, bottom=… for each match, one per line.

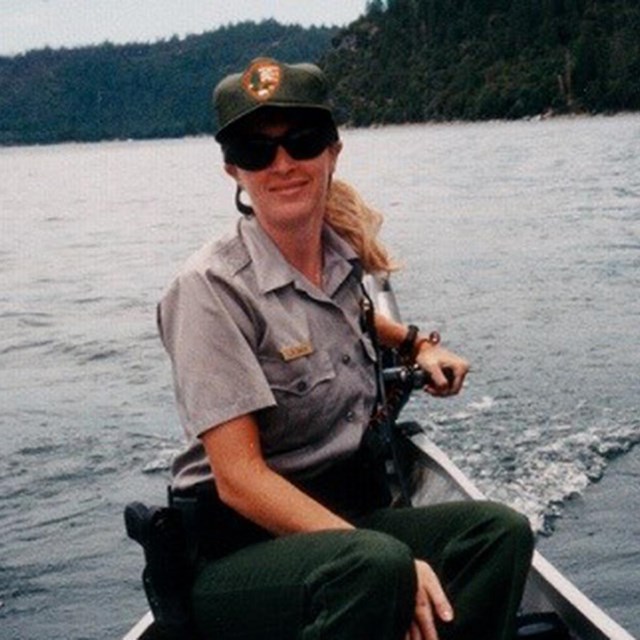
left=404, top=559, right=454, bottom=640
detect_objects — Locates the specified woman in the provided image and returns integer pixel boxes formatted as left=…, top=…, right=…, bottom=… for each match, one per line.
left=158, top=58, right=534, bottom=640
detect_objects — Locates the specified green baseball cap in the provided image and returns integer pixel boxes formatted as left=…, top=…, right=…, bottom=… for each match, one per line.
left=213, top=57, right=336, bottom=141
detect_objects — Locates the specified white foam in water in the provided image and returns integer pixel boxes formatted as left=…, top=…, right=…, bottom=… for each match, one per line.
left=467, top=396, right=495, bottom=412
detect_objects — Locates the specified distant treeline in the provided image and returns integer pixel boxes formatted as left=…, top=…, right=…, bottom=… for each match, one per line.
left=0, top=21, right=336, bottom=145
left=1, top=1, right=639, bottom=146
left=324, top=0, right=640, bottom=124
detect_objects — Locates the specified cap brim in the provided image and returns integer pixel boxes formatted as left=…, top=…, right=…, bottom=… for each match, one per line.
left=215, top=103, right=335, bottom=142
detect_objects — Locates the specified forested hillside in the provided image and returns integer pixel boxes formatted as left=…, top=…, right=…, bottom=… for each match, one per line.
left=1, top=1, right=639, bottom=146
left=323, top=0, right=640, bottom=124
left=0, top=21, right=336, bottom=145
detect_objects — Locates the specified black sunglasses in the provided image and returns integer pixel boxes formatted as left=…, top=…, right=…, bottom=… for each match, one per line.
left=223, top=126, right=337, bottom=172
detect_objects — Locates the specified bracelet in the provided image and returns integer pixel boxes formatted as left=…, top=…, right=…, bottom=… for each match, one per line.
left=414, top=331, right=441, bottom=357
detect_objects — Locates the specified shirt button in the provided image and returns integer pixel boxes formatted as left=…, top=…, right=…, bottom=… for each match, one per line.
left=296, top=380, right=308, bottom=393
left=342, top=354, right=351, bottom=365
left=345, top=411, right=355, bottom=422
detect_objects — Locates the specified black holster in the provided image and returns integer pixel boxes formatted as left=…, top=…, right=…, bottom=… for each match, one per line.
left=124, top=500, right=198, bottom=639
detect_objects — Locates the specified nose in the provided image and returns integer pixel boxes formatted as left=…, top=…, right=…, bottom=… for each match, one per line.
left=270, top=143, right=295, bottom=171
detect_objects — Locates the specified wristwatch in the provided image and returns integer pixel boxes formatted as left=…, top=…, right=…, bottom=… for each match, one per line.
left=399, top=324, right=441, bottom=363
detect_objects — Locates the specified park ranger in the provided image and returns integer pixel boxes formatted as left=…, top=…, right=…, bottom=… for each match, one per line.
left=158, top=57, right=534, bottom=640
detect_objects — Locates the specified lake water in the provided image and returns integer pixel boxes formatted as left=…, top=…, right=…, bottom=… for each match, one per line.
left=1, top=115, right=639, bottom=638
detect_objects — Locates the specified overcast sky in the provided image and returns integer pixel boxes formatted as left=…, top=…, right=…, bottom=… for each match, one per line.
left=0, top=0, right=369, bottom=56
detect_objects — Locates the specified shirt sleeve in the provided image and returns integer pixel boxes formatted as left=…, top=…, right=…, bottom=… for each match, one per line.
left=157, top=268, right=275, bottom=437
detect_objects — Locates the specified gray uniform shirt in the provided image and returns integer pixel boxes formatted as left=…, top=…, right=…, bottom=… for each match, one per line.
left=158, top=216, right=378, bottom=491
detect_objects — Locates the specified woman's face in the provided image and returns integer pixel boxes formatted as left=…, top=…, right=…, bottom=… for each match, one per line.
left=224, top=117, right=341, bottom=235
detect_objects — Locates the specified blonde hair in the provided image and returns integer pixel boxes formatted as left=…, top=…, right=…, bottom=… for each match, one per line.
left=325, top=179, right=398, bottom=274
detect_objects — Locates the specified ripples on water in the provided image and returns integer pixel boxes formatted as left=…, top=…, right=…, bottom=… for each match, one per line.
left=1, top=115, right=639, bottom=638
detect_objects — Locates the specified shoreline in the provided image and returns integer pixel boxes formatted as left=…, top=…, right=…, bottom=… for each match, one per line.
left=2, top=110, right=639, bottom=151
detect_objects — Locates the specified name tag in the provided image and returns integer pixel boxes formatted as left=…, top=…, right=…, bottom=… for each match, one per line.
left=279, top=341, right=314, bottom=362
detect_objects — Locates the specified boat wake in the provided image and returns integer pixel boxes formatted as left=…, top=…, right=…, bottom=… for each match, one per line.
left=403, top=393, right=640, bottom=534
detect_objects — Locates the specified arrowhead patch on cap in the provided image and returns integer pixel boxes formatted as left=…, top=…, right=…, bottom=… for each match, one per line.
left=242, top=59, right=282, bottom=102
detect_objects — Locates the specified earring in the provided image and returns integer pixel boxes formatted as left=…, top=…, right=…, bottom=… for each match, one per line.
left=235, top=185, right=254, bottom=216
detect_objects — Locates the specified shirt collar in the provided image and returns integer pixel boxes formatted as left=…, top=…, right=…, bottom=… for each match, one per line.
left=238, top=216, right=360, bottom=295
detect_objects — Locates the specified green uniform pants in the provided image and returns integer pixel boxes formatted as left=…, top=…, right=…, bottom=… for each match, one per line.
left=190, top=501, right=534, bottom=640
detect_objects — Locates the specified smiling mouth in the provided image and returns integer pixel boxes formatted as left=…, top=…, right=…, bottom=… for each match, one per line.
left=269, top=180, right=308, bottom=194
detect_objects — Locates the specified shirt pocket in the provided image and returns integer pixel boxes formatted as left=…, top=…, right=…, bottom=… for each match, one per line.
left=259, top=349, right=336, bottom=397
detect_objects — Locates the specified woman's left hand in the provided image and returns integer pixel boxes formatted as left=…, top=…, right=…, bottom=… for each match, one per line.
left=415, top=344, right=469, bottom=397
left=404, top=559, right=454, bottom=640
